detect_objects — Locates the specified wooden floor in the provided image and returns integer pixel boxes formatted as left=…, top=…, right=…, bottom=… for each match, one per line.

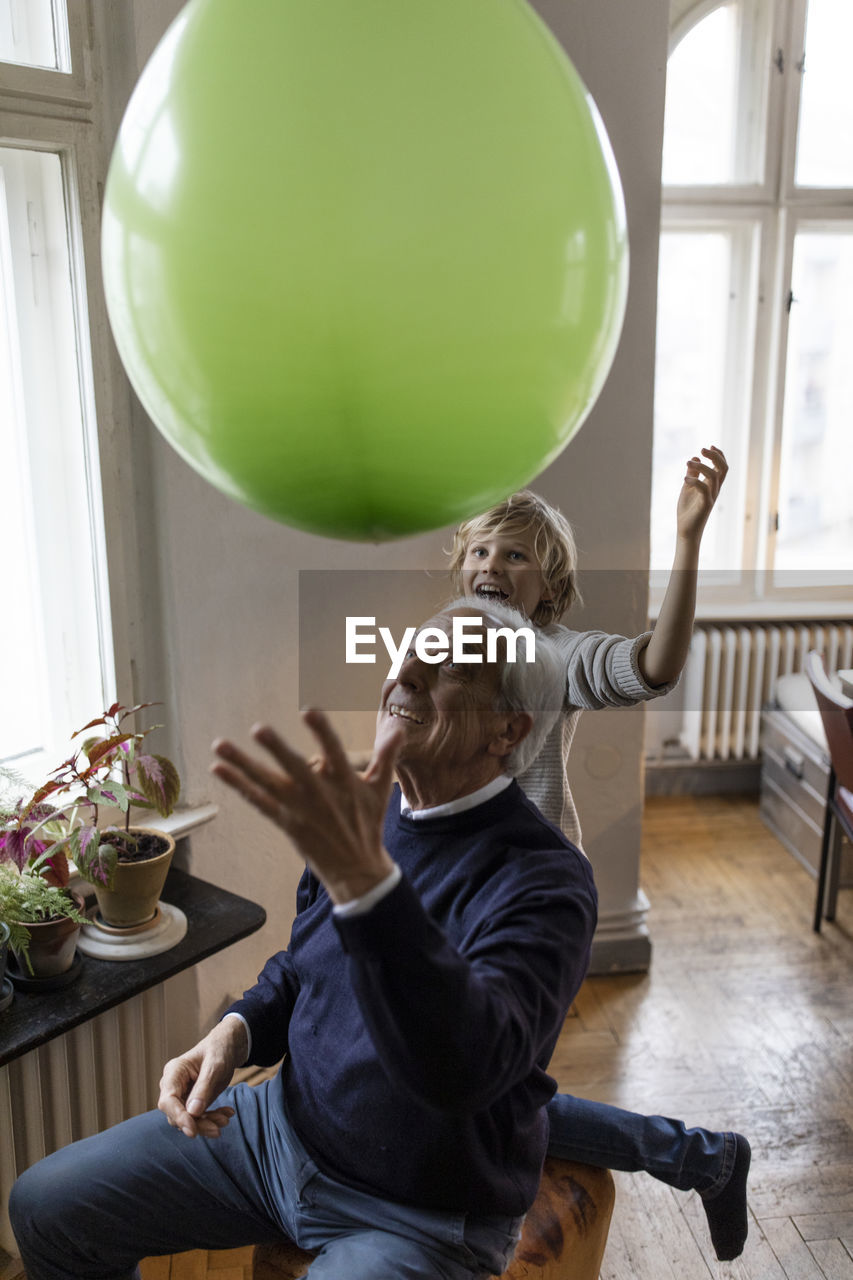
left=7, top=795, right=852, bottom=1279
left=553, top=794, right=853, bottom=1280
left=139, top=1251, right=254, bottom=1280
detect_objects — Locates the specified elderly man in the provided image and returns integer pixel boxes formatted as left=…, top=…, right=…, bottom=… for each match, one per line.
left=10, top=601, right=596, bottom=1280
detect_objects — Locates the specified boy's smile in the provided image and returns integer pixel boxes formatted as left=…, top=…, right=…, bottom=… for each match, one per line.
left=460, top=530, right=551, bottom=621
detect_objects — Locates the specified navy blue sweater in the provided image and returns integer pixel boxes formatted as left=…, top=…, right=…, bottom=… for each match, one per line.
left=226, top=781, right=597, bottom=1215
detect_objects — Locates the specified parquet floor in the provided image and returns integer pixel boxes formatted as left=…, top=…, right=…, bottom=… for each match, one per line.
left=553, top=794, right=853, bottom=1279
left=138, top=1251, right=254, bottom=1280
left=6, top=795, right=851, bottom=1279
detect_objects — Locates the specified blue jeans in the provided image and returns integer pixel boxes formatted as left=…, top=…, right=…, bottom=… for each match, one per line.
left=10, top=1077, right=521, bottom=1280
left=546, top=1093, right=735, bottom=1196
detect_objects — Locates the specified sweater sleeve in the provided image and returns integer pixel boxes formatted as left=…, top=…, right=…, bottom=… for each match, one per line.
left=221, top=867, right=317, bottom=1067
left=333, top=857, right=597, bottom=1114
left=223, top=950, right=301, bottom=1067
left=553, top=627, right=680, bottom=710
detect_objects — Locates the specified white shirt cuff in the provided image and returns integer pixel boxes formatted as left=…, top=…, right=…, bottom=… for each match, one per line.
left=221, top=1011, right=252, bottom=1063
left=332, top=863, right=402, bottom=917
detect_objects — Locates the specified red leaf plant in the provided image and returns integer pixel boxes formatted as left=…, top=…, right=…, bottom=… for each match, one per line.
left=0, top=704, right=180, bottom=891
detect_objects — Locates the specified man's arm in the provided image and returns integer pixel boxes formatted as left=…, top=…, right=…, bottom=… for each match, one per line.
left=213, top=712, right=595, bottom=1114
left=639, top=445, right=727, bottom=688
left=335, top=857, right=596, bottom=1112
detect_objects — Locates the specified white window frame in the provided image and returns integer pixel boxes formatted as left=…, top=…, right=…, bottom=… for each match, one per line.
left=0, top=0, right=89, bottom=100
left=0, top=1, right=154, bottom=774
left=653, top=0, right=853, bottom=614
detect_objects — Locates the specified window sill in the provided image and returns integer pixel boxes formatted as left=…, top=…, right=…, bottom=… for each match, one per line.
left=142, top=803, right=219, bottom=840
left=649, top=598, right=853, bottom=623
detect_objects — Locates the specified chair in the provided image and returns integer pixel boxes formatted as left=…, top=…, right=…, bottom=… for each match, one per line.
left=251, top=1157, right=616, bottom=1280
left=804, top=650, right=853, bottom=932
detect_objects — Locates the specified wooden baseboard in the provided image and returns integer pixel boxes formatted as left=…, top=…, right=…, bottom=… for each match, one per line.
left=645, top=759, right=761, bottom=796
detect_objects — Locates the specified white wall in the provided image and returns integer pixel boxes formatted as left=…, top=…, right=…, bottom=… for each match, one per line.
left=100, top=0, right=670, bottom=1033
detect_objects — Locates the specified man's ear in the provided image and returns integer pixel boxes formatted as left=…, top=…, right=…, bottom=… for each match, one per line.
left=487, top=712, right=533, bottom=760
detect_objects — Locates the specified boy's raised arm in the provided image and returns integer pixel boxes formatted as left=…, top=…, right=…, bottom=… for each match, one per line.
left=638, top=445, right=727, bottom=688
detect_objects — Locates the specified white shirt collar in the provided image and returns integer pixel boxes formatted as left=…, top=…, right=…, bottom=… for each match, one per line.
left=399, top=774, right=513, bottom=821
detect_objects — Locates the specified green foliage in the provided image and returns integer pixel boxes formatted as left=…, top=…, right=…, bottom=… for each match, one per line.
left=0, top=764, right=32, bottom=820
left=0, top=863, right=87, bottom=974
left=2, top=701, right=181, bottom=892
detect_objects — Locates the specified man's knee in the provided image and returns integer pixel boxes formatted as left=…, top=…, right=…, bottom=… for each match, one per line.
left=9, top=1154, right=81, bottom=1260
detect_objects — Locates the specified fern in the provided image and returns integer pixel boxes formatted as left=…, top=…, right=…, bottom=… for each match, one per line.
left=0, top=863, right=86, bottom=974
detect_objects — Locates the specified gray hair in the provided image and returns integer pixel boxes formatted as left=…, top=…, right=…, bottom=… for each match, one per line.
left=443, top=596, right=564, bottom=776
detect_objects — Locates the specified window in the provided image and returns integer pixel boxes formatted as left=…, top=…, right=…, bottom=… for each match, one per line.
left=0, top=0, right=70, bottom=71
left=0, top=1, right=116, bottom=778
left=652, top=0, right=853, bottom=605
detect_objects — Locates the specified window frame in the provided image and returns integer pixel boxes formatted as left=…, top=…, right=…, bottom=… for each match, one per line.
left=0, top=0, right=90, bottom=102
left=653, top=0, right=853, bottom=611
left=0, top=0, right=157, bottom=772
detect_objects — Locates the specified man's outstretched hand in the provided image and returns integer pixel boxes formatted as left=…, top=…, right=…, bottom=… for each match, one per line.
left=211, top=709, right=402, bottom=904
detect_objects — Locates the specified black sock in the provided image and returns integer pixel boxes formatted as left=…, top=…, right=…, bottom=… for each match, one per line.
left=699, top=1133, right=751, bottom=1261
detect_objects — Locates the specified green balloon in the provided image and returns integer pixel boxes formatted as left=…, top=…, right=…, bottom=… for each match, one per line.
left=102, top=0, right=628, bottom=541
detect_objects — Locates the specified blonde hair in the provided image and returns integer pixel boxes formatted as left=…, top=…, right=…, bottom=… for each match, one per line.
left=448, top=490, right=581, bottom=627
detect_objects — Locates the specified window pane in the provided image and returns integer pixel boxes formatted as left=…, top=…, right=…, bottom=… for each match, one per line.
left=795, top=0, right=853, bottom=187
left=0, top=148, right=113, bottom=775
left=652, top=228, right=755, bottom=573
left=775, top=230, right=853, bottom=576
left=663, top=0, right=772, bottom=186
left=0, top=0, right=69, bottom=71
left=0, top=190, right=46, bottom=762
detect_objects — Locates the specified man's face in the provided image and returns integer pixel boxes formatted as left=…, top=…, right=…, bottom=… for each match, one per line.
left=375, top=609, right=511, bottom=789
left=460, top=528, right=551, bottom=621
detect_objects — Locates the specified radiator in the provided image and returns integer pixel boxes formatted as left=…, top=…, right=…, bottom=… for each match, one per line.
left=0, top=987, right=167, bottom=1255
left=678, top=620, right=853, bottom=762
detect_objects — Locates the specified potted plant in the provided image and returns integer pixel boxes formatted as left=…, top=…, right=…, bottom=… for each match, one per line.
left=0, top=863, right=87, bottom=979
left=10, top=703, right=181, bottom=929
left=0, top=764, right=88, bottom=979
left=0, top=919, right=9, bottom=1006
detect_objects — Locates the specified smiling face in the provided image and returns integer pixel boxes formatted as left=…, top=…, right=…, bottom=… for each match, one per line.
left=375, top=608, right=531, bottom=809
left=460, top=529, right=552, bottom=620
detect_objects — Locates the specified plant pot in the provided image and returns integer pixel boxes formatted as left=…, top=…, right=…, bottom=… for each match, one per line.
left=11, top=894, right=85, bottom=979
left=92, top=828, right=176, bottom=928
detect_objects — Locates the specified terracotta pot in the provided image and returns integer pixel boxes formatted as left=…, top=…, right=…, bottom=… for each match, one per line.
left=14, top=895, right=85, bottom=978
left=93, top=829, right=176, bottom=927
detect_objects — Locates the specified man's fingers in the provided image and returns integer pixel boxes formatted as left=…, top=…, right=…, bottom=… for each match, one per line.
left=251, top=724, right=314, bottom=785
left=210, top=757, right=290, bottom=827
left=300, top=708, right=352, bottom=776
left=213, top=737, right=295, bottom=793
left=207, top=1106, right=235, bottom=1124
left=160, top=1091, right=198, bottom=1136
left=188, top=1107, right=235, bottom=1139
left=166, top=1105, right=234, bottom=1140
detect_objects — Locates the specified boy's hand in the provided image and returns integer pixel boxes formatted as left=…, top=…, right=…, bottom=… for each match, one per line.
left=676, top=445, right=727, bottom=543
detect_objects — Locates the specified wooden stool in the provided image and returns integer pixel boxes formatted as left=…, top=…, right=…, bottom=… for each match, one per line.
left=252, top=1158, right=615, bottom=1280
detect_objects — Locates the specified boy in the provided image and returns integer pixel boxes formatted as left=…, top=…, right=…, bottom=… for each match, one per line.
left=447, top=445, right=752, bottom=1262
left=449, top=445, right=727, bottom=846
